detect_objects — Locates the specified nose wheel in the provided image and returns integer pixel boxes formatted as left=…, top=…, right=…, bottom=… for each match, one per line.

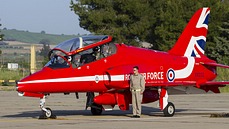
left=39, top=96, right=56, bottom=119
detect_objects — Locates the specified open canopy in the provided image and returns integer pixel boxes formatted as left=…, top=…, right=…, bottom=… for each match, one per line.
left=45, top=35, right=114, bottom=69
left=53, top=35, right=109, bottom=53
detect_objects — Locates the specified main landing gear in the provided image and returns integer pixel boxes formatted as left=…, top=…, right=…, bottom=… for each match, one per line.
left=159, top=88, right=175, bottom=117
left=163, top=102, right=175, bottom=117
left=39, top=96, right=56, bottom=119
left=85, top=92, right=103, bottom=115
left=91, top=103, right=103, bottom=115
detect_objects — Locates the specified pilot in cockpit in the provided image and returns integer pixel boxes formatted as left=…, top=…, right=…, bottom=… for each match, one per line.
left=92, top=46, right=101, bottom=60
left=80, top=46, right=100, bottom=65
left=70, top=43, right=116, bottom=68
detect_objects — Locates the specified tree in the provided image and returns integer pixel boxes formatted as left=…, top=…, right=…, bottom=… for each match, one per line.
left=146, top=0, right=229, bottom=52
left=0, top=22, right=4, bottom=57
left=71, top=0, right=229, bottom=64
left=41, top=30, right=46, bottom=34
left=39, top=38, right=52, bottom=66
left=203, top=1, right=229, bottom=65
left=40, top=43, right=51, bottom=57
left=146, top=0, right=195, bottom=50
left=39, top=43, right=51, bottom=66
left=39, top=39, right=50, bottom=45
left=70, top=0, right=155, bottom=46
left=0, top=23, right=4, bottom=41
left=209, top=22, right=229, bottom=65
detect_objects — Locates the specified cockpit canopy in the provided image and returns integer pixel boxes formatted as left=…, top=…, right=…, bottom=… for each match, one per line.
left=53, top=35, right=109, bottom=53
left=45, top=35, right=116, bottom=69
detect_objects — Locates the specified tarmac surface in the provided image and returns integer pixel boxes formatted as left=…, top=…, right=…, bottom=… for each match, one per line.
left=0, top=91, right=229, bottom=129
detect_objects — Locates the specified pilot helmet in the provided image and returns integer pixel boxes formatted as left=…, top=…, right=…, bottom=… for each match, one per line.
left=93, top=46, right=100, bottom=52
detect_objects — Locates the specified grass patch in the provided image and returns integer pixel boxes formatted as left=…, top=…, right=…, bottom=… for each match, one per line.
left=0, top=68, right=29, bottom=80
left=216, top=67, right=229, bottom=81
left=216, top=67, right=229, bottom=93
left=215, top=68, right=229, bottom=93
left=220, top=86, right=229, bottom=93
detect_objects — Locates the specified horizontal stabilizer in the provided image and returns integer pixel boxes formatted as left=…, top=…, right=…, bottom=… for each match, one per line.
left=146, top=81, right=229, bottom=93
left=146, top=81, right=229, bottom=87
left=203, top=81, right=229, bottom=86
left=200, top=62, right=229, bottom=68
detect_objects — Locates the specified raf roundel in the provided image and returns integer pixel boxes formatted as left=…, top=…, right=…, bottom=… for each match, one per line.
left=167, top=69, right=175, bottom=82
left=95, top=75, right=99, bottom=83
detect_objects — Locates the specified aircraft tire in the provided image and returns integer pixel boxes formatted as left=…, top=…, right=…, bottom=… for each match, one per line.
left=42, top=107, right=56, bottom=119
left=163, top=102, right=175, bottom=117
left=91, top=104, right=103, bottom=115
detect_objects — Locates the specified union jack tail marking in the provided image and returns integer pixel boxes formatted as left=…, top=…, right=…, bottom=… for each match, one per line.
left=169, top=7, right=210, bottom=58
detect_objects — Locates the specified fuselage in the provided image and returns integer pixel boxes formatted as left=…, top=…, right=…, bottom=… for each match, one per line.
left=17, top=43, right=217, bottom=94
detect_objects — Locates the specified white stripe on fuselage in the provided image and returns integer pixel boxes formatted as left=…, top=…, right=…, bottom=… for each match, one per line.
left=174, top=57, right=195, bottom=79
left=18, top=75, right=125, bottom=84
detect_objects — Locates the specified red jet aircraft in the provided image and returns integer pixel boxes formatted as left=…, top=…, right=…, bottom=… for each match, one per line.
left=17, top=7, right=229, bottom=118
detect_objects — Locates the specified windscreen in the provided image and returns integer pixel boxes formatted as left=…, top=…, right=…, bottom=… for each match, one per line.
left=45, top=50, right=71, bottom=69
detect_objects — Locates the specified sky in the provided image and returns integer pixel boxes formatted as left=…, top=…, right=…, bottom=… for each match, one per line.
left=0, top=0, right=90, bottom=35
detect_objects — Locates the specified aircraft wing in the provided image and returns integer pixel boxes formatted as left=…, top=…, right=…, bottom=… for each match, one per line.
left=146, top=81, right=229, bottom=93
left=146, top=81, right=196, bottom=87
left=146, top=81, right=229, bottom=87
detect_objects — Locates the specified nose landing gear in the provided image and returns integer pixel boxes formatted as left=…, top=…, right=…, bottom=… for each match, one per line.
left=39, top=96, right=56, bottom=119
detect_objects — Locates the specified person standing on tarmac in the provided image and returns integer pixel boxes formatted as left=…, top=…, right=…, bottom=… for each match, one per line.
left=130, top=66, right=145, bottom=118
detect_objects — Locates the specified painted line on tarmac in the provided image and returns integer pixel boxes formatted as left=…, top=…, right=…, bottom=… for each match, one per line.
left=0, top=118, right=38, bottom=123
left=92, top=115, right=199, bottom=121
left=64, top=115, right=199, bottom=121
left=0, top=117, right=70, bottom=123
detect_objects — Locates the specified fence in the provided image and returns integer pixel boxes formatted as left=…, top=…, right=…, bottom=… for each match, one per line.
left=0, top=80, right=17, bottom=86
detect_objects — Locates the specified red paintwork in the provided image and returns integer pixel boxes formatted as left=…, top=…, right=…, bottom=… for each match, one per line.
left=17, top=8, right=229, bottom=112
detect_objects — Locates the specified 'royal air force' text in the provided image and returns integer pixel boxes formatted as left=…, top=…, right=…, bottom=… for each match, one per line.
left=125, top=72, right=164, bottom=80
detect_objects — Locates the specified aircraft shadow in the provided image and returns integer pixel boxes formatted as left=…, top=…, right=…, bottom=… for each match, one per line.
left=2, top=106, right=188, bottom=119
left=5, top=106, right=221, bottom=119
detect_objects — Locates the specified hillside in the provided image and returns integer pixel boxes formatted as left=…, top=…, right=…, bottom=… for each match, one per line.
left=1, top=29, right=80, bottom=44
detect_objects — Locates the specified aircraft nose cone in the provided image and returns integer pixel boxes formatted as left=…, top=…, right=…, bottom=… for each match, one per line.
left=17, top=80, right=24, bottom=90
left=16, top=80, right=25, bottom=96
left=16, top=81, right=19, bottom=91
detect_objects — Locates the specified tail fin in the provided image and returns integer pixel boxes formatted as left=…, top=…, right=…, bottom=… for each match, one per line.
left=169, top=7, right=210, bottom=58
